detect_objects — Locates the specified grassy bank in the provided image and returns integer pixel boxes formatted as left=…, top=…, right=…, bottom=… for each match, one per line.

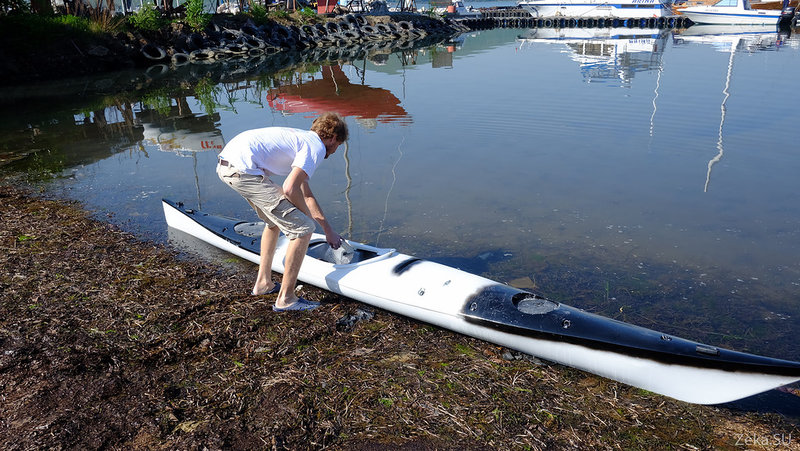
left=0, top=7, right=305, bottom=84
left=1, top=180, right=798, bottom=449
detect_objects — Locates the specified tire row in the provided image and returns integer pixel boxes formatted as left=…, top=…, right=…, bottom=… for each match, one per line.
left=140, top=14, right=461, bottom=66
left=292, top=16, right=432, bottom=48
left=142, top=32, right=448, bottom=83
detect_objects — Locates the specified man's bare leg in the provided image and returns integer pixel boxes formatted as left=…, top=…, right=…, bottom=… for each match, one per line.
left=253, top=225, right=280, bottom=295
left=274, top=233, right=312, bottom=308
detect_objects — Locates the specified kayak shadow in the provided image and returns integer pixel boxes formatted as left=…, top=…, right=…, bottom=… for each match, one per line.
left=719, top=387, right=800, bottom=420
left=167, top=225, right=253, bottom=270
left=428, top=249, right=513, bottom=276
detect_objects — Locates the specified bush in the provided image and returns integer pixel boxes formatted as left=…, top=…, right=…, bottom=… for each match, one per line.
left=55, top=14, right=91, bottom=33
left=299, top=6, right=316, bottom=20
left=0, top=13, right=94, bottom=44
left=269, top=8, right=289, bottom=20
left=184, top=0, right=210, bottom=31
left=86, top=10, right=125, bottom=34
left=247, top=2, right=270, bottom=25
left=51, top=12, right=123, bottom=35
left=128, top=4, right=164, bottom=32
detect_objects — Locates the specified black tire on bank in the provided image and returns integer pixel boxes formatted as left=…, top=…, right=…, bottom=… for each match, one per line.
left=141, top=43, right=167, bottom=61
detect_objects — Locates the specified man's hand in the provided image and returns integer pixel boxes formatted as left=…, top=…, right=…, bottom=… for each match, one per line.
left=285, top=166, right=341, bottom=249
left=326, top=230, right=343, bottom=249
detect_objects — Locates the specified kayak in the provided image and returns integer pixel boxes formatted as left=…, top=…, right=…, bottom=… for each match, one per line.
left=162, top=199, right=800, bottom=405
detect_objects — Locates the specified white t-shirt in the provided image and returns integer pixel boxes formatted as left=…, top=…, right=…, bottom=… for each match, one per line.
left=219, top=127, right=326, bottom=178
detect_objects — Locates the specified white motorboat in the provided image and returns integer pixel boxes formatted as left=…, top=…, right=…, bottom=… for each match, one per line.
left=680, top=0, right=782, bottom=24
left=517, top=0, right=674, bottom=18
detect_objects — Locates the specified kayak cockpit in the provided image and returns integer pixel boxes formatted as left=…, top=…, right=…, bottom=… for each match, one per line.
left=306, top=240, right=395, bottom=266
left=515, top=293, right=560, bottom=315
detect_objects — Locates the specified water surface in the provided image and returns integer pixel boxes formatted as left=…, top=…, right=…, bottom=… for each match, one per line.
left=2, top=20, right=799, bottom=363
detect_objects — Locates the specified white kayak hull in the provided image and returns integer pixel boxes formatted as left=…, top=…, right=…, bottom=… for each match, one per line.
left=163, top=199, right=800, bottom=405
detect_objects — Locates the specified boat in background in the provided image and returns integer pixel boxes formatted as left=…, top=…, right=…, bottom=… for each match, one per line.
left=517, top=0, right=674, bottom=18
left=674, top=0, right=796, bottom=10
left=679, top=0, right=783, bottom=24
left=432, top=0, right=482, bottom=16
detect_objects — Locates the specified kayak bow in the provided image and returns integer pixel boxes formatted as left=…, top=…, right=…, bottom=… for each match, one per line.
left=162, top=199, right=800, bottom=405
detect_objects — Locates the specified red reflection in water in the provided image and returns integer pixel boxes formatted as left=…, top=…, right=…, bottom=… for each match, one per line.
left=268, top=65, right=411, bottom=126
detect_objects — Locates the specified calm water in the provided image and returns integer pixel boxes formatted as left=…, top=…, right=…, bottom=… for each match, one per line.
left=2, top=19, right=799, bottom=365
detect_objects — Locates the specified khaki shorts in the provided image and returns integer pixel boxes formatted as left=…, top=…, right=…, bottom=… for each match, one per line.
left=217, top=163, right=315, bottom=240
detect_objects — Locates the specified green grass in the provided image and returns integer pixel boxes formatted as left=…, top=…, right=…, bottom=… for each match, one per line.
left=1, top=14, right=91, bottom=49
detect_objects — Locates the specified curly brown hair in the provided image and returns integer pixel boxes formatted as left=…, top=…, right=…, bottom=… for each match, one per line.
left=310, top=112, right=349, bottom=143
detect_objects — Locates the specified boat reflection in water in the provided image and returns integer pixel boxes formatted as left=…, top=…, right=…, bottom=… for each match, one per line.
left=139, top=102, right=224, bottom=208
left=672, top=25, right=787, bottom=191
left=140, top=101, right=224, bottom=157
left=267, top=64, right=411, bottom=129
left=267, top=63, right=411, bottom=237
left=518, top=27, right=669, bottom=86
left=672, top=23, right=786, bottom=48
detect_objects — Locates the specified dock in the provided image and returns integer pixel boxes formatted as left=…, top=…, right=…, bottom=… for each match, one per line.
left=453, top=7, right=692, bottom=29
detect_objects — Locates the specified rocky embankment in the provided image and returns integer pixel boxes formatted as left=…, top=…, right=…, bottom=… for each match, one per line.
left=0, top=11, right=468, bottom=85
left=138, top=12, right=466, bottom=64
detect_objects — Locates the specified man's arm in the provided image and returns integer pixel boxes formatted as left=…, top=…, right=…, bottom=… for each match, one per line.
left=282, top=166, right=311, bottom=216
left=283, top=166, right=342, bottom=248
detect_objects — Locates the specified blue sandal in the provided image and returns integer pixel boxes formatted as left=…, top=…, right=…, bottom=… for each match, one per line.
left=252, top=282, right=280, bottom=296
left=272, top=297, right=321, bottom=312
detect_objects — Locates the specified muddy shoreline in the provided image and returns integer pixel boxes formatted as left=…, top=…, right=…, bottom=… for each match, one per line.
left=1, top=179, right=799, bottom=449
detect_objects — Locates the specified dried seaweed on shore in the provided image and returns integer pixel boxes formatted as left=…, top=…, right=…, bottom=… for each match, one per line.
left=1, top=182, right=798, bottom=450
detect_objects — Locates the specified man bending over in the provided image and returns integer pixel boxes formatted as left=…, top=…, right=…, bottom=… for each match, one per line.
left=217, top=112, right=348, bottom=311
